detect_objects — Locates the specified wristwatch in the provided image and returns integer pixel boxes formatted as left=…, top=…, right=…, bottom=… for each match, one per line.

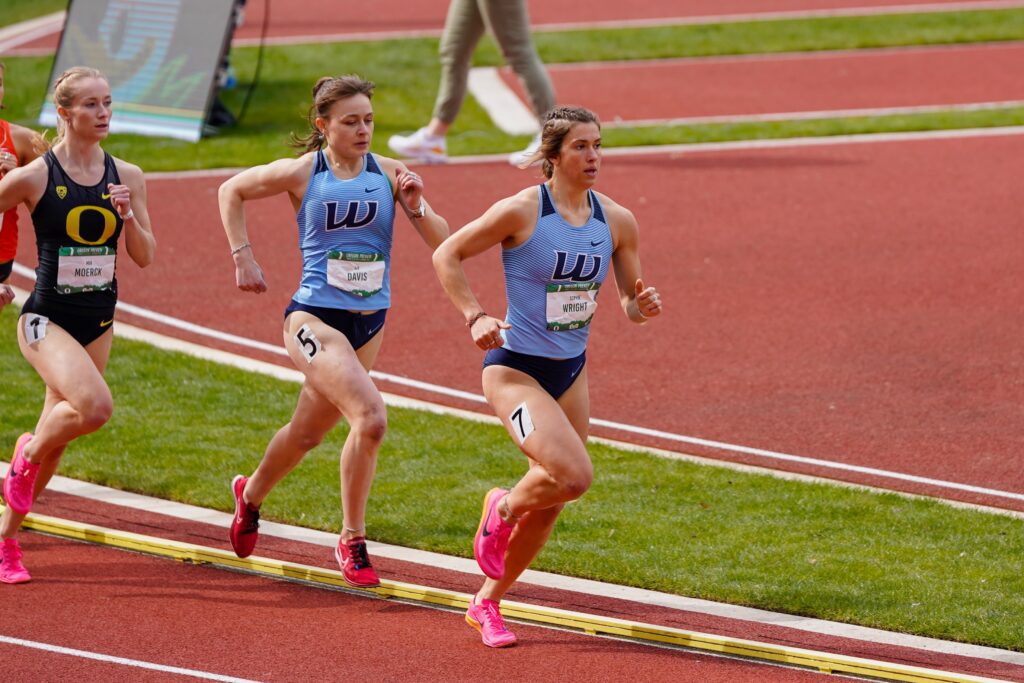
left=409, top=199, right=427, bottom=219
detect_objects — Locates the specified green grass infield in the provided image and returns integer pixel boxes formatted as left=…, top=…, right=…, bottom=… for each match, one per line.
left=1, top=306, right=1022, bottom=651
left=1, top=0, right=66, bottom=28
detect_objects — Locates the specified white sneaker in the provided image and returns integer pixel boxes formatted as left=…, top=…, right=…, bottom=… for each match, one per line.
left=388, top=127, right=448, bottom=163
left=509, top=132, right=542, bottom=167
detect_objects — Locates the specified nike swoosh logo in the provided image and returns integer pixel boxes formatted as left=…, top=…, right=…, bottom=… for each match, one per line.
left=367, top=323, right=384, bottom=336
left=364, top=187, right=375, bottom=192
left=481, top=507, right=493, bottom=537
left=101, top=193, right=112, bottom=199
left=99, top=319, right=113, bottom=327
left=590, top=240, right=604, bottom=247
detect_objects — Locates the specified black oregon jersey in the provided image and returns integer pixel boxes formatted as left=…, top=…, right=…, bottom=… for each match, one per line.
left=31, top=150, right=124, bottom=311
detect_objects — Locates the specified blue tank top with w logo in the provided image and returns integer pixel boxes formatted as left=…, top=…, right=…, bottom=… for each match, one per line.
left=501, top=184, right=613, bottom=359
left=293, top=151, right=396, bottom=310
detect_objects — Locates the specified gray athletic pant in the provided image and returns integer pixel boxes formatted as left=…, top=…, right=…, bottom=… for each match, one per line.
left=433, top=0, right=556, bottom=124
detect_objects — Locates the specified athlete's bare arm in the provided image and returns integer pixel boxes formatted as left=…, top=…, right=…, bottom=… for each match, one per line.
left=433, top=188, right=537, bottom=348
left=219, top=155, right=314, bottom=294
left=0, top=158, right=47, bottom=215
left=376, top=155, right=448, bottom=249
left=603, top=193, right=662, bottom=323
left=112, top=159, right=156, bottom=268
left=10, top=124, right=45, bottom=167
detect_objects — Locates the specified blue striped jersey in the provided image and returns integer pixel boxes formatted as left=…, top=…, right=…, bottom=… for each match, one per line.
left=293, top=151, right=396, bottom=310
left=501, top=184, right=613, bottom=359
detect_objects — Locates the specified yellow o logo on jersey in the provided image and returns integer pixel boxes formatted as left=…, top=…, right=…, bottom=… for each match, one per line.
left=66, top=205, right=117, bottom=245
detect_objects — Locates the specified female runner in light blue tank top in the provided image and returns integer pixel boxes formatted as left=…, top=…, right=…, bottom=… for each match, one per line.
left=433, top=106, right=663, bottom=647
left=218, top=75, right=448, bottom=587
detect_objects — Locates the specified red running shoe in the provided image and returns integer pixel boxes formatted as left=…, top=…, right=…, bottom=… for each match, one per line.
left=229, top=475, right=260, bottom=558
left=4, top=434, right=38, bottom=516
left=466, top=596, right=517, bottom=648
left=473, top=488, right=515, bottom=580
left=334, top=536, right=380, bottom=588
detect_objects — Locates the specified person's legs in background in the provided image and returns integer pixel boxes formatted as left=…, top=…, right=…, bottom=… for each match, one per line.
left=480, top=0, right=556, bottom=165
left=388, top=0, right=485, bottom=163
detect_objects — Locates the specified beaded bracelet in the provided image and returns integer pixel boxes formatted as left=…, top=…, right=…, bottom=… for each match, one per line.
left=230, top=242, right=252, bottom=256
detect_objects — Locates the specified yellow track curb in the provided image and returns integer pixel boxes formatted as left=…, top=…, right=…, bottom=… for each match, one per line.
left=13, top=509, right=1009, bottom=683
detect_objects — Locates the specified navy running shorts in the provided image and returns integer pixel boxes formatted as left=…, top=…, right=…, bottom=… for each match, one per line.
left=284, top=300, right=387, bottom=351
left=483, top=347, right=586, bottom=400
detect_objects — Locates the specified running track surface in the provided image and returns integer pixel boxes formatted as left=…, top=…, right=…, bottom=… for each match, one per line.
left=9, top=0, right=1021, bottom=51
left=498, top=43, right=1024, bottom=124
left=6, top=489, right=1022, bottom=681
left=0, top=527, right=826, bottom=681
left=13, top=132, right=1021, bottom=510
left=6, top=536, right=775, bottom=682
left=232, top=0, right=1024, bottom=36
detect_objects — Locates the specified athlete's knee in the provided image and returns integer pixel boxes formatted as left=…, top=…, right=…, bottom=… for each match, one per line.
left=78, top=393, right=113, bottom=432
left=552, top=461, right=593, bottom=501
left=351, top=404, right=387, bottom=445
left=560, top=474, right=592, bottom=500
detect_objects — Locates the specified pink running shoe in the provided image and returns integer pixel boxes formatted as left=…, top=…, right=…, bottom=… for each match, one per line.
left=334, top=536, right=380, bottom=588
left=0, top=538, right=31, bottom=584
left=465, top=596, right=517, bottom=648
left=473, top=488, right=515, bottom=580
left=4, top=433, right=38, bottom=515
left=229, top=475, right=260, bottom=558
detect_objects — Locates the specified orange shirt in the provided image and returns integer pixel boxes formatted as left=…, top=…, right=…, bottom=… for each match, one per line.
left=0, top=119, right=20, bottom=261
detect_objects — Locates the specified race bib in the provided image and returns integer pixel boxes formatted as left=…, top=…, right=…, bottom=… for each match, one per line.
left=546, top=282, right=599, bottom=332
left=56, top=246, right=115, bottom=294
left=327, top=251, right=385, bottom=298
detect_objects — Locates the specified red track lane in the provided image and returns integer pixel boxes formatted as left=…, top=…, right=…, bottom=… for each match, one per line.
left=11, top=0, right=1016, bottom=51
left=499, top=43, right=1024, bottom=123
left=12, top=489, right=1024, bottom=681
left=231, top=0, right=1016, bottom=37
left=1, top=531, right=833, bottom=682
left=12, top=133, right=1022, bottom=510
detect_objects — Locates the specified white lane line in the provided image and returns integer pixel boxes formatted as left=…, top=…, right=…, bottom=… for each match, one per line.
left=38, top=296, right=1019, bottom=518
left=587, top=124, right=1024, bottom=160
left=589, top=417, right=1024, bottom=502
left=529, top=1, right=1024, bottom=33
left=79, top=309, right=1024, bottom=519
left=0, top=12, right=65, bottom=52
left=542, top=40, right=1024, bottom=70
left=467, top=67, right=539, bottom=135
left=604, top=101, right=1024, bottom=129
left=0, top=634, right=260, bottom=683
left=10, top=258, right=1024, bottom=506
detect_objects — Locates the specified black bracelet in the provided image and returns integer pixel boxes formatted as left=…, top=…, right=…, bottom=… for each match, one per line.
left=466, top=311, right=487, bottom=327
